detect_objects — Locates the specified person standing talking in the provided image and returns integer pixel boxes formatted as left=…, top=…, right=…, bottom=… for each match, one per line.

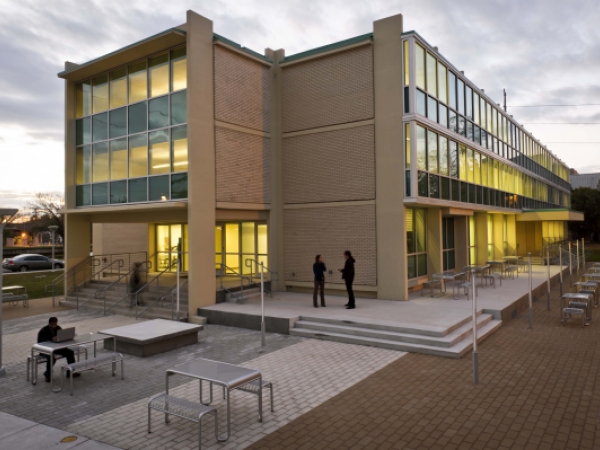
left=339, top=250, right=356, bottom=309
left=313, top=255, right=327, bottom=308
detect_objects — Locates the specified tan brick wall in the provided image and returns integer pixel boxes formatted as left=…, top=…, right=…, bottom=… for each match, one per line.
left=214, top=46, right=271, bottom=132
left=281, top=46, right=374, bottom=133
left=283, top=125, right=375, bottom=204
left=283, top=204, right=376, bottom=285
left=216, top=127, right=271, bottom=203
left=92, top=223, right=148, bottom=255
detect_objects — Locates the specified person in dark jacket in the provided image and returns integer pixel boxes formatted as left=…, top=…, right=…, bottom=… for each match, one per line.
left=37, top=317, right=79, bottom=382
left=338, top=250, right=356, bottom=309
left=313, top=255, right=327, bottom=308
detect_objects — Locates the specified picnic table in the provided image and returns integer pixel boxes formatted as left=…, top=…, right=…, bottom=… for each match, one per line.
left=486, top=260, right=506, bottom=275
left=503, top=256, right=526, bottom=272
left=574, top=281, right=599, bottom=307
left=432, top=270, right=466, bottom=299
left=561, top=292, right=594, bottom=325
left=463, top=265, right=491, bottom=287
left=2, top=285, right=28, bottom=307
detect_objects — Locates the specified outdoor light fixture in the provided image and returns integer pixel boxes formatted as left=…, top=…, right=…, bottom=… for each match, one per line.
left=0, top=207, right=19, bottom=378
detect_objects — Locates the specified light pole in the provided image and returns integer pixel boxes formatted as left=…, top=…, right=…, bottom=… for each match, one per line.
left=0, top=208, right=19, bottom=378
left=48, top=225, right=59, bottom=272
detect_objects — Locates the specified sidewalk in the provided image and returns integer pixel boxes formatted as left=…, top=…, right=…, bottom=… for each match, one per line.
left=0, top=411, right=120, bottom=449
left=249, top=273, right=600, bottom=450
left=2, top=296, right=72, bottom=321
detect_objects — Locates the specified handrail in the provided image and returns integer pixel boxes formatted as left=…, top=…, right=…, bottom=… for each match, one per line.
left=104, top=260, right=159, bottom=315
left=136, top=278, right=189, bottom=320
left=95, top=260, right=145, bottom=300
left=129, top=261, right=179, bottom=316
left=171, top=278, right=189, bottom=320
left=244, top=258, right=279, bottom=297
left=217, top=263, right=252, bottom=302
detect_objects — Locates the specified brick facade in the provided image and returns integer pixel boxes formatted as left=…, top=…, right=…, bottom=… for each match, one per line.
left=214, top=46, right=271, bottom=132
left=283, top=204, right=377, bottom=285
left=283, top=125, right=376, bottom=204
left=216, top=127, right=271, bottom=203
left=92, top=223, right=148, bottom=255
left=282, top=46, right=374, bottom=133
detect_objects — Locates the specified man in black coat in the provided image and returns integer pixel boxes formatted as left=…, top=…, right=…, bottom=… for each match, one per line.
left=339, top=250, right=356, bottom=309
left=37, top=317, right=79, bottom=382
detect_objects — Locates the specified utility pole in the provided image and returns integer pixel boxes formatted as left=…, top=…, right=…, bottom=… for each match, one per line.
left=503, top=89, right=507, bottom=112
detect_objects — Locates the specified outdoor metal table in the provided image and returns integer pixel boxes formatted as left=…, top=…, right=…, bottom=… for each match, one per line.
left=575, top=281, right=599, bottom=307
left=561, top=292, right=594, bottom=324
left=486, top=260, right=506, bottom=276
left=31, top=332, right=116, bottom=392
left=463, top=265, right=491, bottom=287
left=2, top=285, right=28, bottom=307
left=588, top=267, right=600, bottom=273
left=583, top=273, right=600, bottom=282
left=166, top=358, right=263, bottom=442
left=432, top=271, right=466, bottom=299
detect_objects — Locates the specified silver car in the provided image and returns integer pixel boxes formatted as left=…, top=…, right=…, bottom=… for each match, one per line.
left=2, top=254, right=64, bottom=272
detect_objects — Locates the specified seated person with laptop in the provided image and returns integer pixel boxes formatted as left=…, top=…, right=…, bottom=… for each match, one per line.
left=37, top=317, right=80, bottom=382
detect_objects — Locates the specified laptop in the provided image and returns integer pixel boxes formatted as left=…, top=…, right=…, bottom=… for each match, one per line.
left=55, top=327, right=75, bottom=342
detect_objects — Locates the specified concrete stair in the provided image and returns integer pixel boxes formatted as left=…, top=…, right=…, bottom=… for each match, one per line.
left=60, top=280, right=189, bottom=321
left=290, top=312, right=502, bottom=358
left=225, top=287, right=262, bottom=304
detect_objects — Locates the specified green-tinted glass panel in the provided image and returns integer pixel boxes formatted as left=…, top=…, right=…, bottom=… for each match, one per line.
left=92, top=113, right=108, bottom=142
left=171, top=47, right=187, bottom=91
left=76, top=185, right=91, bottom=207
left=76, top=117, right=91, bottom=146
left=171, top=173, right=188, bottom=199
left=76, top=145, right=92, bottom=184
left=171, top=91, right=187, bottom=125
left=426, top=52, right=437, bottom=97
left=149, top=130, right=170, bottom=174
left=129, top=134, right=148, bottom=178
left=416, top=209, right=426, bottom=252
left=109, top=107, right=127, bottom=138
left=448, top=71, right=457, bottom=110
left=406, top=209, right=414, bottom=253
left=428, top=130, right=438, bottom=174
left=128, top=177, right=147, bottom=203
left=429, top=175, right=439, bottom=198
left=92, top=183, right=108, bottom=205
left=129, top=62, right=147, bottom=104
left=418, top=171, right=428, bottom=196
left=415, top=43, right=425, bottom=90
left=417, top=254, right=427, bottom=277
left=92, top=142, right=109, bottom=182
left=407, top=255, right=416, bottom=279
left=459, top=144, right=467, bottom=181
left=92, top=75, right=108, bottom=113
left=128, top=102, right=147, bottom=135
left=76, top=81, right=91, bottom=118
left=149, top=175, right=169, bottom=201
left=416, top=90, right=426, bottom=116
left=148, top=96, right=169, bottom=130
left=417, top=125, right=427, bottom=170
left=110, top=138, right=127, bottom=180
left=109, top=68, right=127, bottom=109
left=171, top=125, right=187, bottom=172
left=110, top=180, right=127, bottom=204
left=149, top=54, right=169, bottom=98
left=449, top=141, right=458, bottom=178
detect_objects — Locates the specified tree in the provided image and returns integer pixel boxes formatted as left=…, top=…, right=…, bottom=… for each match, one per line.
left=27, top=193, right=65, bottom=240
left=569, top=187, right=600, bottom=241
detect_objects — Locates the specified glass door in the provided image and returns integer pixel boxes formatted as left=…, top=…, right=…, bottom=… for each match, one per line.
left=155, top=224, right=188, bottom=272
left=216, top=222, right=268, bottom=275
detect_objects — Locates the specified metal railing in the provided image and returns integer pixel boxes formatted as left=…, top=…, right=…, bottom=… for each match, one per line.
left=94, top=260, right=151, bottom=313
left=218, top=263, right=252, bottom=302
left=136, top=278, right=189, bottom=320
left=127, top=261, right=179, bottom=316
left=244, top=259, right=279, bottom=298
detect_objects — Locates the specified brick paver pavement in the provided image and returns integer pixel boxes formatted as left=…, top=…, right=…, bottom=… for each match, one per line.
left=2, top=296, right=72, bottom=320
left=249, top=275, right=600, bottom=450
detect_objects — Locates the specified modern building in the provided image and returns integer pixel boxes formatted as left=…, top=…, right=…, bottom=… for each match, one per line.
left=58, top=11, right=583, bottom=317
left=570, top=172, right=600, bottom=190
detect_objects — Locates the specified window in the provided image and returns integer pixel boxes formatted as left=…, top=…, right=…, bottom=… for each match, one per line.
left=439, top=136, right=449, bottom=176
left=128, top=178, right=147, bottom=203
left=76, top=146, right=92, bottom=184
left=171, top=125, right=188, bottom=172
left=92, top=113, right=108, bottom=142
left=473, top=93, right=480, bottom=125
left=149, top=175, right=169, bottom=201
left=128, top=62, right=147, bottom=104
left=437, top=62, right=447, bottom=104
left=76, top=81, right=91, bottom=118
left=110, top=181, right=127, bottom=204
left=110, top=138, right=127, bottom=180
left=76, top=118, right=91, bottom=145
left=129, top=134, right=148, bottom=178
left=403, top=40, right=409, bottom=86
left=417, top=125, right=427, bottom=170
left=148, top=96, right=169, bottom=130
left=439, top=104, right=448, bottom=128
left=448, top=71, right=457, bottom=110
left=171, top=48, right=187, bottom=91
left=465, top=86, right=473, bottom=120
left=109, top=69, right=127, bottom=109
left=407, top=208, right=427, bottom=279
left=416, top=90, right=426, bottom=116
left=171, top=173, right=188, bottom=199
left=171, top=90, right=187, bottom=125
left=405, top=123, right=410, bottom=169
left=459, top=144, right=467, bottom=181
left=92, top=142, right=109, bottom=182
left=129, top=102, right=147, bottom=135
left=92, top=75, right=108, bottom=113
left=487, top=214, right=494, bottom=259
left=109, top=107, right=127, bottom=138
left=469, top=215, right=476, bottom=264
left=426, top=53, right=437, bottom=97
left=443, top=217, right=455, bottom=271
left=457, top=79, right=465, bottom=115
left=449, top=141, right=458, bottom=178
left=428, top=130, right=438, bottom=174
left=149, top=54, right=169, bottom=98
left=415, top=43, right=426, bottom=90
left=427, top=96, right=437, bottom=122
left=149, top=130, right=170, bottom=175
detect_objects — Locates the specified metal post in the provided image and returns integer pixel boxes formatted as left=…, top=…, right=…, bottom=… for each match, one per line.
left=471, top=269, right=478, bottom=384
left=528, top=253, right=533, bottom=329
left=0, top=223, right=5, bottom=377
left=176, top=238, right=181, bottom=321
left=576, top=240, right=580, bottom=273
left=260, top=262, right=266, bottom=347
left=558, top=244, right=563, bottom=297
left=546, top=246, right=551, bottom=311
left=49, top=225, right=58, bottom=272
left=582, top=238, right=586, bottom=268
left=569, top=241, right=573, bottom=286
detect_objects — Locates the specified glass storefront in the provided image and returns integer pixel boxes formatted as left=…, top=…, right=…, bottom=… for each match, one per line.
left=156, top=224, right=188, bottom=272
left=215, top=222, right=268, bottom=275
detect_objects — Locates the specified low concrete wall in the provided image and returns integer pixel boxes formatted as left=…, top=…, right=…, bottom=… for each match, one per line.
left=198, top=308, right=294, bottom=334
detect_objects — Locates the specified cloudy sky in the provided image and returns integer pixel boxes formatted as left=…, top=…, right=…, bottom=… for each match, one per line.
left=1, top=0, right=599, bottom=210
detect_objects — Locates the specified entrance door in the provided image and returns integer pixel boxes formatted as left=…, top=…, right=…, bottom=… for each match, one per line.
left=215, top=222, right=268, bottom=276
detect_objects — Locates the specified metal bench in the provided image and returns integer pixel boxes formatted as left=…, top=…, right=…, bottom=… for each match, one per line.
left=562, top=307, right=586, bottom=327
left=60, top=352, right=124, bottom=395
left=1, top=286, right=29, bottom=307
left=421, top=279, right=442, bottom=297
left=457, top=282, right=477, bottom=298
left=504, top=266, right=518, bottom=279
left=148, top=394, right=218, bottom=450
left=27, top=345, right=88, bottom=384
left=483, top=273, right=502, bottom=288
left=235, top=379, right=274, bottom=413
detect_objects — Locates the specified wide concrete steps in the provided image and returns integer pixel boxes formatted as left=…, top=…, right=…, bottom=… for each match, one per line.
left=61, top=296, right=189, bottom=321
left=290, top=313, right=502, bottom=358
left=225, top=287, right=262, bottom=304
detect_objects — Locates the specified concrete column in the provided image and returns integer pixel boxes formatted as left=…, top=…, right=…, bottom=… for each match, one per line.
left=186, top=11, right=216, bottom=314
left=474, top=212, right=488, bottom=265
left=266, top=48, right=285, bottom=292
left=492, top=214, right=504, bottom=259
left=65, top=213, right=91, bottom=270
left=454, top=216, right=469, bottom=270
left=64, top=61, right=78, bottom=211
left=507, top=214, right=517, bottom=255
left=427, top=208, right=443, bottom=276
left=373, top=14, right=406, bottom=300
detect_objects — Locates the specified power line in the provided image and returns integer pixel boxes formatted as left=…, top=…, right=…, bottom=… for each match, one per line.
left=508, top=104, right=600, bottom=107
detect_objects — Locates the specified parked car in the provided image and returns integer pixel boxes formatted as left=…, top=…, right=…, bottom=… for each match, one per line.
left=2, top=254, right=64, bottom=272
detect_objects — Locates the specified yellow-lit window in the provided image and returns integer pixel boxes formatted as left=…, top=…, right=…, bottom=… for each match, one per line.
left=467, top=148, right=474, bottom=183
left=426, top=53, right=437, bottom=97
left=109, top=69, right=127, bottom=109
left=171, top=47, right=187, bottom=91
left=149, top=130, right=170, bottom=174
left=92, top=142, right=109, bottom=182
left=76, top=81, right=91, bottom=118
left=149, top=54, right=169, bottom=98
left=428, top=130, right=438, bottom=174
left=128, top=62, right=147, bottom=104
left=481, top=155, right=488, bottom=187
left=403, top=41, right=409, bottom=86
left=437, top=62, right=447, bottom=104
left=171, top=125, right=188, bottom=172
left=459, top=144, right=467, bottom=181
left=417, top=125, right=426, bottom=170
left=110, top=138, right=128, bottom=180
left=415, top=43, right=425, bottom=90
left=92, top=75, right=108, bottom=113
left=486, top=102, right=492, bottom=133
left=76, top=146, right=92, bottom=184
left=474, top=151, right=481, bottom=185
left=480, top=97, right=486, bottom=130
left=405, top=123, right=410, bottom=169
left=493, top=160, right=499, bottom=189
left=473, top=93, right=480, bottom=125
left=129, top=134, right=147, bottom=178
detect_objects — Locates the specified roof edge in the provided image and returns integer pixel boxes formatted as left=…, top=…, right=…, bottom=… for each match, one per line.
left=281, top=32, right=373, bottom=64
left=213, top=34, right=272, bottom=63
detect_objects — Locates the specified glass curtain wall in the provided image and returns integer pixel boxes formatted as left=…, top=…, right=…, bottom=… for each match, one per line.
left=407, top=208, right=427, bottom=279
left=442, top=217, right=455, bottom=271
left=215, top=223, right=268, bottom=276
left=75, top=46, right=188, bottom=207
